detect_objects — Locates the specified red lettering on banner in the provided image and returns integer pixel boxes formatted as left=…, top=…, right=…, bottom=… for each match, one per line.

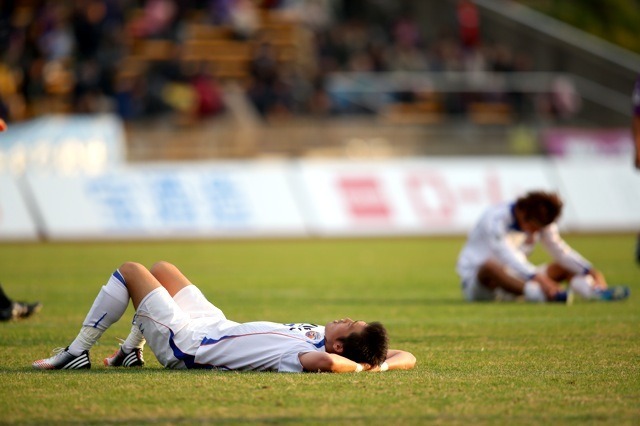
left=485, top=170, right=502, bottom=203
left=457, top=171, right=504, bottom=205
left=459, top=186, right=482, bottom=203
left=406, top=172, right=456, bottom=224
left=337, top=177, right=390, bottom=221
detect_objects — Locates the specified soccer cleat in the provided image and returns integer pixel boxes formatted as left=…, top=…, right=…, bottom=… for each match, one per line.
left=594, top=285, right=630, bottom=301
left=551, top=290, right=569, bottom=303
left=104, top=347, right=145, bottom=367
left=0, top=301, right=42, bottom=322
left=32, top=347, right=91, bottom=370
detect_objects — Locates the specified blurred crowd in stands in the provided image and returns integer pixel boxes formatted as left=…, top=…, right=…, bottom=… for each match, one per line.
left=0, top=0, right=578, bottom=125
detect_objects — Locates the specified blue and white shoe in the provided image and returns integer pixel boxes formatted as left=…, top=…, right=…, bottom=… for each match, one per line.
left=32, top=347, right=91, bottom=370
left=595, top=285, right=630, bottom=301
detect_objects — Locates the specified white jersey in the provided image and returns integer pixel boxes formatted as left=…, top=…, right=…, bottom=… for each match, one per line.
left=456, top=202, right=591, bottom=280
left=194, top=322, right=326, bottom=372
left=135, top=286, right=326, bottom=372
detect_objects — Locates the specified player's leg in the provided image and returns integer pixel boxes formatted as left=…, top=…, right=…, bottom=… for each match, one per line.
left=546, top=261, right=599, bottom=299
left=477, top=260, right=525, bottom=295
left=149, top=261, right=192, bottom=297
left=551, top=262, right=630, bottom=301
left=150, top=261, right=233, bottom=323
left=33, top=262, right=160, bottom=370
left=460, top=264, right=498, bottom=301
left=102, top=262, right=165, bottom=367
left=107, top=261, right=220, bottom=367
left=477, top=260, right=548, bottom=302
left=0, top=284, right=11, bottom=307
left=545, top=263, right=574, bottom=282
left=106, top=261, right=188, bottom=367
left=0, top=283, right=42, bottom=321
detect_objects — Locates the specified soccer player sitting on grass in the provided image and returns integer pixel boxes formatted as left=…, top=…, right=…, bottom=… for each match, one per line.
left=456, top=190, right=629, bottom=303
left=33, top=261, right=416, bottom=372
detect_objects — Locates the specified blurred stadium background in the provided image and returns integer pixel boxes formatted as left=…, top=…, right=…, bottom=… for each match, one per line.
left=1, top=0, right=639, bottom=241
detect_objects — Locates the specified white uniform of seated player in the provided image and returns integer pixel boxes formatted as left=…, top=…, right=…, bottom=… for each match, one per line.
left=33, top=261, right=416, bottom=373
left=456, top=190, right=622, bottom=303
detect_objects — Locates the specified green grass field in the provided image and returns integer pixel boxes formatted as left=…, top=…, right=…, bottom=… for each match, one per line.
left=1, top=235, right=638, bottom=425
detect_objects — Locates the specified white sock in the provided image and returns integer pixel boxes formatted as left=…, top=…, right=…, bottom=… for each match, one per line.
left=570, top=274, right=596, bottom=299
left=523, top=280, right=546, bottom=303
left=67, top=327, right=102, bottom=356
left=68, top=270, right=130, bottom=355
left=121, top=324, right=146, bottom=353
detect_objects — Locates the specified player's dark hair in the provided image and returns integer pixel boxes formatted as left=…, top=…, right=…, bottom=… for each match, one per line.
left=516, top=191, right=563, bottom=226
left=339, top=322, right=389, bottom=367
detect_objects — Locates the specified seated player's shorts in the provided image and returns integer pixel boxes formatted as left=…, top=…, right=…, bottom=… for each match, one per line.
left=460, top=264, right=547, bottom=302
left=134, top=285, right=238, bottom=369
left=461, top=272, right=496, bottom=301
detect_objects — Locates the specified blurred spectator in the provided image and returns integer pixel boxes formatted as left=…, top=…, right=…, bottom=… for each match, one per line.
left=114, top=70, right=145, bottom=120
left=0, top=0, right=560, bottom=125
left=128, top=0, right=178, bottom=39
left=545, top=75, right=581, bottom=121
left=72, top=0, right=107, bottom=60
left=456, top=0, right=480, bottom=51
left=229, top=0, right=259, bottom=40
left=393, top=14, right=421, bottom=50
left=247, top=41, right=291, bottom=118
left=38, top=3, right=74, bottom=61
left=73, top=58, right=104, bottom=113
left=189, top=61, right=224, bottom=118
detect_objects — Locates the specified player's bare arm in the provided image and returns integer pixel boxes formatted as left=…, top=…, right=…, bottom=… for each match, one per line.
left=366, top=349, right=417, bottom=372
left=587, top=268, right=608, bottom=289
left=299, top=351, right=368, bottom=373
left=299, top=349, right=416, bottom=373
left=533, top=273, right=562, bottom=299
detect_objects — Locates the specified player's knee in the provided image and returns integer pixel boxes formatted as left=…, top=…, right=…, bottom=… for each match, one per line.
left=118, top=261, right=147, bottom=281
left=149, top=261, right=173, bottom=278
left=478, top=261, right=497, bottom=280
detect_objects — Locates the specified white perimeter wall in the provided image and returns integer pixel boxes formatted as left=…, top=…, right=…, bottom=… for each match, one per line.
left=2, top=157, right=639, bottom=241
left=0, top=174, right=39, bottom=241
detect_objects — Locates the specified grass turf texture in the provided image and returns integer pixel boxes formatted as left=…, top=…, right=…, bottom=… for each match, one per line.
left=0, top=235, right=638, bottom=425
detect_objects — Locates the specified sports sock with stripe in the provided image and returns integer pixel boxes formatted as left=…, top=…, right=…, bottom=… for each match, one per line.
left=68, top=270, right=130, bottom=356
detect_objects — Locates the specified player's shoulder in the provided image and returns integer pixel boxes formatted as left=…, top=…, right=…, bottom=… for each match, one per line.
left=481, top=201, right=512, bottom=223
left=283, top=323, right=325, bottom=346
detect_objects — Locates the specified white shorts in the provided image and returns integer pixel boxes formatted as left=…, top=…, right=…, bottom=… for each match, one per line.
left=461, top=274, right=496, bottom=301
left=134, top=285, right=239, bottom=369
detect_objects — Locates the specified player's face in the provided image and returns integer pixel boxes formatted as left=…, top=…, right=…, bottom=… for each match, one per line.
left=521, top=219, right=544, bottom=234
left=325, top=318, right=367, bottom=341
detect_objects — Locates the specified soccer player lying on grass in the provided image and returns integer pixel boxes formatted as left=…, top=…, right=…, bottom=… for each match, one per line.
left=456, top=190, right=629, bottom=303
left=33, top=261, right=416, bottom=372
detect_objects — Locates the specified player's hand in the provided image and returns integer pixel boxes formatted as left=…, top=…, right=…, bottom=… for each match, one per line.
left=534, top=273, right=561, bottom=299
left=588, top=269, right=608, bottom=290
